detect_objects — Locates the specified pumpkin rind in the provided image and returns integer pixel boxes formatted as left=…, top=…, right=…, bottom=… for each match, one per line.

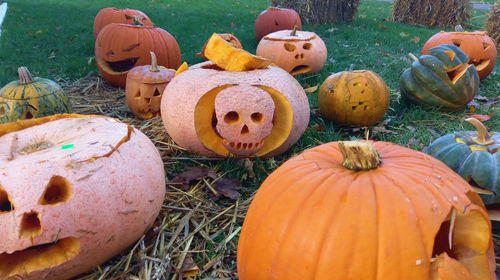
left=400, top=44, right=479, bottom=110
left=93, top=7, right=153, bottom=38
left=254, top=7, right=302, bottom=41
left=237, top=141, right=496, bottom=280
left=318, top=69, right=390, bottom=126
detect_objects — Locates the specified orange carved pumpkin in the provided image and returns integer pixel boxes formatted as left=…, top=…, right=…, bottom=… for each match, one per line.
left=95, top=17, right=181, bottom=88
left=256, top=28, right=327, bottom=76
left=421, top=25, right=497, bottom=80
left=254, top=7, right=302, bottom=41
left=125, top=52, right=175, bottom=119
left=0, top=114, right=165, bottom=279
left=93, top=7, right=153, bottom=38
left=197, top=33, right=243, bottom=59
left=237, top=141, right=496, bottom=280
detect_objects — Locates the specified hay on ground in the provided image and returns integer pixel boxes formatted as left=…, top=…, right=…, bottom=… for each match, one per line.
left=392, top=0, right=471, bottom=28
left=270, top=0, right=360, bottom=24
left=487, top=1, right=500, bottom=52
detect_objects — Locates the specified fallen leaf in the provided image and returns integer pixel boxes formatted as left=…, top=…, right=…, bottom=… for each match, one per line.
left=327, top=27, right=338, bottom=32
left=304, top=85, right=318, bottom=94
left=310, top=24, right=317, bottom=30
left=181, top=257, right=200, bottom=277
left=230, top=22, right=236, bottom=28
left=243, top=158, right=255, bottom=179
left=427, top=127, right=444, bottom=137
left=312, top=124, right=326, bottom=132
left=372, top=126, right=398, bottom=135
left=399, top=32, right=410, bottom=37
left=409, top=36, right=420, bottom=43
left=378, top=23, right=387, bottom=30
left=406, top=126, right=416, bottom=133
left=170, top=166, right=217, bottom=190
left=469, top=112, right=493, bottom=122
left=213, top=178, right=241, bottom=200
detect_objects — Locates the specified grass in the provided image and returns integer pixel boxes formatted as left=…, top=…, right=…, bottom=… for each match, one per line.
left=0, top=0, right=500, bottom=279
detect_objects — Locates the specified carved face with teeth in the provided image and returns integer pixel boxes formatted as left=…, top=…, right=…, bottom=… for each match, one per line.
left=161, top=62, right=310, bottom=158
left=0, top=115, right=165, bottom=279
left=95, top=21, right=181, bottom=88
left=256, top=30, right=327, bottom=76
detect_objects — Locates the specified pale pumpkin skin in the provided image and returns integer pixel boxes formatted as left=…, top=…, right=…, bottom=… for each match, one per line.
left=0, top=114, right=165, bottom=280
left=161, top=61, right=310, bottom=158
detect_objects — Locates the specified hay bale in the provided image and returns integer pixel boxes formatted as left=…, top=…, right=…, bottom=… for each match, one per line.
left=392, top=0, right=471, bottom=28
left=487, top=1, right=500, bottom=52
left=270, top=0, right=360, bottom=24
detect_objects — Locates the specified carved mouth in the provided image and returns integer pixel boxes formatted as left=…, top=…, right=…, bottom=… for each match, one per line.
left=0, top=237, right=80, bottom=278
left=290, top=65, right=311, bottom=76
left=96, top=56, right=139, bottom=74
left=470, top=59, right=490, bottom=71
left=446, top=63, right=472, bottom=85
left=222, top=139, right=264, bottom=154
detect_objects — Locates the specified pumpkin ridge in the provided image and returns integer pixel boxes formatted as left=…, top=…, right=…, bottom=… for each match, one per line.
left=456, top=147, right=479, bottom=174
left=408, top=75, right=461, bottom=108
left=411, top=63, right=463, bottom=106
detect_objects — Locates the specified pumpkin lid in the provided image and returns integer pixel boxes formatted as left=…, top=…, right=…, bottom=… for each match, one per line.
left=262, top=29, right=317, bottom=41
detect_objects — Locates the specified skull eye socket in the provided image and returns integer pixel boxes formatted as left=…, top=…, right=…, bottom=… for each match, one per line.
left=303, top=43, right=312, bottom=50
left=251, top=112, right=264, bottom=123
left=284, top=43, right=296, bottom=52
left=224, top=111, right=240, bottom=124
left=38, top=175, right=72, bottom=206
left=0, top=186, right=14, bottom=213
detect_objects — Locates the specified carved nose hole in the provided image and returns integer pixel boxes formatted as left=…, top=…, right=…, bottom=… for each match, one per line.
left=153, top=88, right=161, bottom=96
left=20, top=211, right=43, bottom=238
left=294, top=54, right=299, bottom=59
left=224, top=111, right=240, bottom=124
left=24, top=111, right=33, bottom=119
left=284, top=43, right=296, bottom=52
left=451, top=39, right=462, bottom=48
left=0, top=187, right=14, bottom=213
left=482, top=42, right=491, bottom=51
left=251, top=112, right=264, bottom=123
left=106, top=50, right=115, bottom=57
left=241, top=125, right=249, bottom=134
left=144, top=97, right=151, bottom=104
left=303, top=43, right=312, bottom=50
left=274, top=20, right=279, bottom=26
left=39, top=175, right=72, bottom=206
left=300, top=53, right=304, bottom=58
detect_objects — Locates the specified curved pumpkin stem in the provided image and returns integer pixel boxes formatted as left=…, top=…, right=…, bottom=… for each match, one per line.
left=465, top=117, right=494, bottom=145
left=17, top=66, right=34, bottom=85
left=338, top=141, right=381, bottom=171
left=132, top=15, right=144, bottom=26
left=149, top=52, right=159, bottom=72
left=408, top=53, right=418, bottom=62
left=454, top=25, right=465, bottom=32
left=290, top=25, right=298, bottom=36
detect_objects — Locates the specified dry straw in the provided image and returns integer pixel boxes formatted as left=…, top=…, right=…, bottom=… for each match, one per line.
left=392, top=0, right=471, bottom=28
left=487, top=1, right=500, bottom=51
left=270, top=0, right=360, bottom=24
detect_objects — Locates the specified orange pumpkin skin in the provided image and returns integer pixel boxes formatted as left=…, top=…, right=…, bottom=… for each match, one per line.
left=197, top=33, right=243, bottom=59
left=161, top=61, right=310, bottom=158
left=256, top=30, right=327, bottom=76
left=318, top=70, right=390, bottom=126
left=0, top=114, right=165, bottom=279
left=237, top=141, right=496, bottom=280
left=421, top=31, right=497, bottom=80
left=255, top=7, right=302, bottom=41
left=95, top=22, right=181, bottom=88
left=93, top=8, right=153, bottom=38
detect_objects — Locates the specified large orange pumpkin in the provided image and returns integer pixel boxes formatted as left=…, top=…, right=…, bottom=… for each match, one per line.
left=421, top=25, right=497, bottom=80
left=254, top=7, right=302, bottom=41
left=93, top=7, right=153, bottom=38
left=0, top=114, right=165, bottom=279
left=237, top=141, right=496, bottom=279
left=95, top=17, right=181, bottom=87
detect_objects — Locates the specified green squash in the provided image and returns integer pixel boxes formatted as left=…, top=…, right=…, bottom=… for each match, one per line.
left=400, top=44, right=479, bottom=111
left=0, top=67, right=72, bottom=123
left=424, top=118, right=500, bottom=204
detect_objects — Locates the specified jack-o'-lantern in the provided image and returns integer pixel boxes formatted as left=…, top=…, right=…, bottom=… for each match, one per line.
left=125, top=52, right=175, bottom=119
left=93, top=7, right=153, bottom=38
left=421, top=25, right=497, bottom=80
left=95, top=16, right=181, bottom=88
left=0, top=114, right=165, bottom=279
left=256, top=27, right=327, bottom=76
left=254, top=7, right=302, bottom=41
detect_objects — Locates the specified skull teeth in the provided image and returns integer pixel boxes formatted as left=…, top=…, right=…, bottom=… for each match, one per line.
left=222, top=139, right=263, bottom=150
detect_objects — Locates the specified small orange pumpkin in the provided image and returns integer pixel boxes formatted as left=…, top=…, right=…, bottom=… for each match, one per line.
left=125, top=52, right=175, bottom=119
left=318, top=67, right=390, bottom=126
left=421, top=25, right=497, bottom=80
left=256, top=27, right=327, bottom=76
left=254, top=7, right=302, bottom=41
left=95, top=16, right=181, bottom=88
left=237, top=140, right=496, bottom=280
left=93, top=7, right=153, bottom=38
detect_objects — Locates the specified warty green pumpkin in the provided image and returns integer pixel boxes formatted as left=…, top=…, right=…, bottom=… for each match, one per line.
left=0, top=67, right=71, bottom=123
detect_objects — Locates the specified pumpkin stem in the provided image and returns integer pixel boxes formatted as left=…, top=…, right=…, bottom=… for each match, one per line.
left=132, top=15, right=144, bottom=26
left=17, top=67, right=34, bottom=85
left=290, top=25, right=298, bottom=36
left=338, top=141, right=381, bottom=171
left=454, top=25, right=465, bottom=32
left=408, top=53, right=418, bottom=62
left=149, top=52, right=159, bottom=72
left=465, top=117, right=493, bottom=145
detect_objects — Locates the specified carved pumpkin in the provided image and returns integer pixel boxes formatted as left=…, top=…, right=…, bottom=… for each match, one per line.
left=93, top=7, right=153, bottom=38
left=400, top=44, right=479, bottom=111
left=318, top=67, right=390, bottom=126
left=254, top=7, right=302, bottom=41
left=0, top=114, right=165, bottom=279
left=125, top=52, right=175, bottom=119
left=238, top=141, right=496, bottom=280
left=424, top=118, right=500, bottom=204
left=256, top=28, right=327, bottom=76
left=421, top=25, right=498, bottom=80
left=95, top=17, right=181, bottom=88
left=0, top=67, right=71, bottom=124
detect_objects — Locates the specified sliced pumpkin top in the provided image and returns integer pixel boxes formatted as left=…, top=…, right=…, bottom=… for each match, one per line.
left=202, top=33, right=271, bottom=71
left=262, top=30, right=317, bottom=41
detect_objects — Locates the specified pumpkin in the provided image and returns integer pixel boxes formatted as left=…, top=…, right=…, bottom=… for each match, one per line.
left=0, top=114, right=165, bottom=279
left=125, top=52, right=175, bottom=119
left=95, top=16, right=181, bottom=88
left=254, top=7, right=302, bottom=41
left=0, top=67, right=71, bottom=124
left=400, top=44, right=479, bottom=111
left=424, top=118, right=500, bottom=204
left=318, top=66, right=390, bottom=126
left=93, top=7, right=153, bottom=38
left=256, top=27, right=327, bottom=76
left=237, top=140, right=496, bottom=280
left=421, top=25, right=497, bottom=80
left=196, top=33, right=243, bottom=59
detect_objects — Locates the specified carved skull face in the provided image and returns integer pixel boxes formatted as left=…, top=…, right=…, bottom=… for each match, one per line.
left=214, top=85, right=275, bottom=156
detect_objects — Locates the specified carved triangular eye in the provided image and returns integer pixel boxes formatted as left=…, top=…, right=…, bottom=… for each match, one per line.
left=483, top=42, right=491, bottom=52
left=451, top=39, right=462, bottom=47
left=38, top=175, right=72, bottom=206
left=0, top=186, right=14, bottom=213
left=444, top=50, right=456, bottom=61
